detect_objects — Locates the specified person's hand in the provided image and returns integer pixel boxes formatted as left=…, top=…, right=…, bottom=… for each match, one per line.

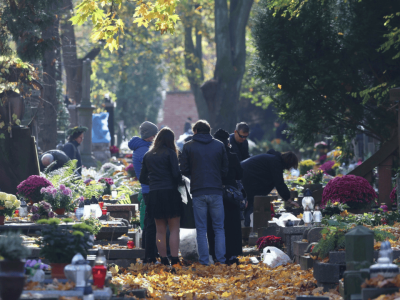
left=245, top=201, right=248, bottom=209
left=287, top=199, right=300, bottom=207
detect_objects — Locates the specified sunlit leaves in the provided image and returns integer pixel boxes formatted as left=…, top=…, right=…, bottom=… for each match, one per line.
left=133, top=1, right=180, bottom=34
left=111, top=261, right=342, bottom=299
left=71, top=0, right=179, bottom=53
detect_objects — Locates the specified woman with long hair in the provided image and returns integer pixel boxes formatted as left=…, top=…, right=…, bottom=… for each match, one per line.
left=139, top=127, right=182, bottom=266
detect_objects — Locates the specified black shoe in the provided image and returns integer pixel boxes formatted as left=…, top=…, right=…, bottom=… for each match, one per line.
left=160, top=257, right=170, bottom=266
left=170, top=257, right=180, bottom=266
left=227, top=258, right=240, bottom=266
left=145, top=257, right=157, bottom=264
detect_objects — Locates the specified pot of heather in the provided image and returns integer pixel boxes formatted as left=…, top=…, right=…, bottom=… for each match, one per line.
left=16, top=175, right=53, bottom=204
left=0, top=232, right=31, bottom=300
left=36, top=218, right=94, bottom=278
left=321, top=175, right=376, bottom=213
left=40, top=184, right=74, bottom=216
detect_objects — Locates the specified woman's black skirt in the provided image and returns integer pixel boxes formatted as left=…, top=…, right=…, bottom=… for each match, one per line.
left=148, top=188, right=182, bottom=219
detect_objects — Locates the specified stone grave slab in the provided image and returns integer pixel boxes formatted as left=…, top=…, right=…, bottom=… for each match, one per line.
left=114, top=289, right=147, bottom=299
left=106, top=204, right=136, bottom=220
left=299, top=255, right=314, bottom=270
left=313, top=261, right=346, bottom=291
left=21, top=287, right=112, bottom=299
left=361, top=288, right=400, bottom=300
left=293, top=241, right=309, bottom=263
left=253, top=196, right=272, bottom=234
left=96, top=224, right=128, bottom=241
left=276, top=226, right=308, bottom=259
left=257, top=225, right=278, bottom=238
left=307, top=227, right=324, bottom=243
left=88, top=248, right=145, bottom=260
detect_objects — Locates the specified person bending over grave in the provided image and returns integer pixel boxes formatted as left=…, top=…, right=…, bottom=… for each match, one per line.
left=241, top=150, right=299, bottom=227
left=63, top=126, right=88, bottom=175
left=39, top=150, right=70, bottom=172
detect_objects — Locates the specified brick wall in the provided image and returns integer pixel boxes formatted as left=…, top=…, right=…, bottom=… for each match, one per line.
left=158, top=91, right=199, bottom=138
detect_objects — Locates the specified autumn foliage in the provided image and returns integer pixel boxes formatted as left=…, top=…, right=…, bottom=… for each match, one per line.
left=111, top=259, right=342, bottom=299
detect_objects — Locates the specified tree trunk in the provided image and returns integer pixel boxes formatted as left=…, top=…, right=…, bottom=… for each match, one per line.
left=201, top=0, right=253, bottom=132
left=40, top=12, right=59, bottom=151
left=60, top=0, right=79, bottom=104
left=183, top=1, right=209, bottom=120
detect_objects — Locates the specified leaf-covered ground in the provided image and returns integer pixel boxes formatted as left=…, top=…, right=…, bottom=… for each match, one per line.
left=111, top=257, right=342, bottom=299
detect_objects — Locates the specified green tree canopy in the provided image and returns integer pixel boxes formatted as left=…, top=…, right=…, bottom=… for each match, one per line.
left=252, top=0, right=400, bottom=145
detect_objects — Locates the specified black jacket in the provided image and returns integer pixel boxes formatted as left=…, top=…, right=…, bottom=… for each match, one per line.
left=180, top=133, right=229, bottom=197
left=223, top=149, right=243, bottom=189
left=241, top=149, right=290, bottom=201
left=229, top=133, right=250, bottom=162
left=39, top=150, right=70, bottom=172
left=63, top=141, right=82, bottom=175
left=139, top=146, right=182, bottom=191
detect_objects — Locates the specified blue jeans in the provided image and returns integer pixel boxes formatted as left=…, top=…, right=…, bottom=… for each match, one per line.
left=192, top=194, right=226, bottom=265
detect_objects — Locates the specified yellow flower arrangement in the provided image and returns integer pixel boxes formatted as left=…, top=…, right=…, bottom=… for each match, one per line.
left=299, top=159, right=316, bottom=175
left=0, top=192, right=20, bottom=216
left=299, top=159, right=316, bottom=167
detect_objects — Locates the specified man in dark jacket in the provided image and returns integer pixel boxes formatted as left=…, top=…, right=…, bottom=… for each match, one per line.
left=128, top=121, right=158, bottom=263
left=39, top=150, right=70, bottom=172
left=180, top=120, right=229, bottom=265
left=241, top=149, right=299, bottom=227
left=229, top=122, right=250, bottom=162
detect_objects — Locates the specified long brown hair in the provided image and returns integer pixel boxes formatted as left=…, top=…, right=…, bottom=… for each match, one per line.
left=149, top=127, right=179, bottom=156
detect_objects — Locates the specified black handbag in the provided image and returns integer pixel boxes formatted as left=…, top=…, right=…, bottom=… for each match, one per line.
left=223, top=185, right=244, bottom=208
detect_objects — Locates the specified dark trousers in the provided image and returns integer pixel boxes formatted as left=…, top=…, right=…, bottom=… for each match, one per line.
left=143, top=193, right=157, bottom=261
left=244, top=197, right=254, bottom=227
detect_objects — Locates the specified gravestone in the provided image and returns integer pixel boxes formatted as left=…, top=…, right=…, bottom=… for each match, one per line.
left=343, top=225, right=374, bottom=300
left=307, top=227, right=324, bottom=243
left=106, top=204, right=136, bottom=220
left=77, top=58, right=96, bottom=167
left=276, top=226, right=307, bottom=259
left=0, top=126, right=40, bottom=194
left=253, top=196, right=272, bottom=234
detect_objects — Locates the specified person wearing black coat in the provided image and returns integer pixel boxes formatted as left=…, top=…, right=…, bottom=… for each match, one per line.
left=207, top=129, right=243, bottom=265
left=179, top=120, right=229, bottom=265
left=241, top=149, right=299, bottom=227
left=139, top=127, right=182, bottom=266
left=39, top=149, right=70, bottom=172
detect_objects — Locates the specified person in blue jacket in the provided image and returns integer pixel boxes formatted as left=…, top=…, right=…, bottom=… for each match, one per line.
left=128, top=121, right=158, bottom=263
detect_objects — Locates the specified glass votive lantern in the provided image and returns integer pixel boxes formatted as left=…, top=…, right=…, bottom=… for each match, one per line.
left=102, top=207, right=107, bottom=215
left=99, top=202, right=104, bottom=210
left=127, top=240, right=134, bottom=249
left=92, top=265, right=107, bottom=288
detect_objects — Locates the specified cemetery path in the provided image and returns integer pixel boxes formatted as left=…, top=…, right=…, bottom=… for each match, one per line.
left=111, top=258, right=342, bottom=299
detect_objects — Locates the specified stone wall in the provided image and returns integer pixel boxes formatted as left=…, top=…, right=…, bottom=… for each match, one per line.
left=157, top=91, right=199, bottom=137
